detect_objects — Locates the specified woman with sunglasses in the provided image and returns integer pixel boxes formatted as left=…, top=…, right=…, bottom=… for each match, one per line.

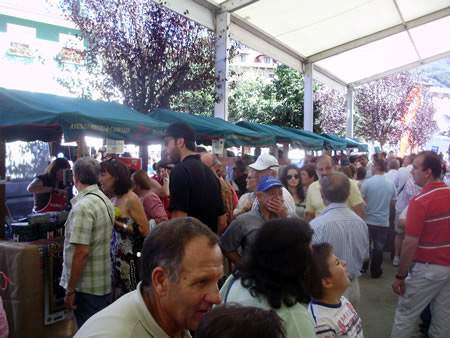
left=99, top=158, right=149, bottom=301
left=280, top=164, right=306, bottom=219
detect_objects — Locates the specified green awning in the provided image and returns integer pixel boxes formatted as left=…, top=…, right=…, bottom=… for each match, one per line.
left=149, top=109, right=276, bottom=147
left=0, top=87, right=169, bottom=143
left=284, top=127, right=346, bottom=150
left=321, top=133, right=368, bottom=151
left=236, top=121, right=323, bottom=150
left=349, top=137, right=369, bottom=152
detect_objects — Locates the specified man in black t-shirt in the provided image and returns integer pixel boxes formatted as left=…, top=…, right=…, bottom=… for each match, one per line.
left=164, top=122, right=226, bottom=234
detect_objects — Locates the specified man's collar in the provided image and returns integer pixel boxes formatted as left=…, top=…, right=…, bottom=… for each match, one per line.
left=321, top=202, right=347, bottom=215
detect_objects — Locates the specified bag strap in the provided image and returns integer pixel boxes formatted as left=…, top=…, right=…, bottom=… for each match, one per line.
left=85, top=192, right=114, bottom=226
left=397, top=180, right=408, bottom=196
left=223, top=277, right=237, bottom=304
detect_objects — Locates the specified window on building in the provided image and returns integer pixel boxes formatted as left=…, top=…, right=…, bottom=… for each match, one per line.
left=239, top=55, right=247, bottom=62
left=264, top=57, right=271, bottom=64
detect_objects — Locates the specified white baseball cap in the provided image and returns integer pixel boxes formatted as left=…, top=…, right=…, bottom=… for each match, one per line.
left=249, top=153, right=279, bottom=171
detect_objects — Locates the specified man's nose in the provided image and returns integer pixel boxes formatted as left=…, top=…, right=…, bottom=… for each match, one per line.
left=205, top=285, right=222, bottom=305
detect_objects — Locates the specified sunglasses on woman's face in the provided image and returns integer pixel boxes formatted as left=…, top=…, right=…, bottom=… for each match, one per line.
left=287, top=174, right=299, bottom=180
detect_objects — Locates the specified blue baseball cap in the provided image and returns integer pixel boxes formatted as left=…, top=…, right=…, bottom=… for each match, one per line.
left=257, top=175, right=283, bottom=192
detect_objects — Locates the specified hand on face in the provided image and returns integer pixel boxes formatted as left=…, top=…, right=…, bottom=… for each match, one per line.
left=266, top=198, right=287, bottom=218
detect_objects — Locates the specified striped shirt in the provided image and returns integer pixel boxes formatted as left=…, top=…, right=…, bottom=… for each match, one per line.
left=60, top=184, right=115, bottom=295
left=406, top=182, right=450, bottom=266
left=310, top=203, right=369, bottom=280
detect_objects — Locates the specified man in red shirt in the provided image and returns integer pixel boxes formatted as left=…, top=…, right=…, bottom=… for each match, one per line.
left=391, top=151, right=450, bottom=338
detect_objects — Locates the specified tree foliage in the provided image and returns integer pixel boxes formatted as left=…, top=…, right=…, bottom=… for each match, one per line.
left=59, top=0, right=217, bottom=112
left=225, top=65, right=322, bottom=133
left=315, top=87, right=347, bottom=135
left=355, top=72, right=438, bottom=149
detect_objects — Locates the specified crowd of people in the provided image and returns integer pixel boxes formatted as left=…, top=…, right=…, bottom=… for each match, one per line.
left=23, top=121, right=450, bottom=338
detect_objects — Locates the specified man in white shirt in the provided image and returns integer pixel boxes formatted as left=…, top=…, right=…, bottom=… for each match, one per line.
left=75, top=217, right=223, bottom=338
left=248, top=153, right=296, bottom=214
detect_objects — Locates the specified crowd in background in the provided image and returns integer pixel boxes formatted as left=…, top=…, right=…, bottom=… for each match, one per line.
left=18, top=121, right=450, bottom=338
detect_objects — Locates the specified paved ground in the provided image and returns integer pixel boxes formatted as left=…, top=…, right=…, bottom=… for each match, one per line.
left=358, top=253, right=410, bottom=338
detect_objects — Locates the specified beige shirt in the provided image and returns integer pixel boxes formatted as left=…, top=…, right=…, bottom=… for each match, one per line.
left=306, top=179, right=363, bottom=218
left=75, top=282, right=191, bottom=338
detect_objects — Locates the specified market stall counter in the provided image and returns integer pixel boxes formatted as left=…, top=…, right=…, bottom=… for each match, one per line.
left=0, top=212, right=76, bottom=338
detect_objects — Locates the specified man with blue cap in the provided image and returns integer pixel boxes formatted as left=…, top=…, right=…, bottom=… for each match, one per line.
left=220, top=175, right=294, bottom=263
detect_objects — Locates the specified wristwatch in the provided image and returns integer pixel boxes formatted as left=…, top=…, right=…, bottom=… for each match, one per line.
left=163, top=178, right=169, bottom=182
left=65, top=288, right=75, bottom=296
left=122, top=223, right=128, bottom=230
left=395, top=273, right=407, bottom=280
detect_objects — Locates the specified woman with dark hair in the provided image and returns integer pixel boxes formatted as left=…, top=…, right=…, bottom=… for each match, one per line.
left=220, top=218, right=316, bottom=337
left=27, top=157, right=71, bottom=212
left=99, top=158, right=148, bottom=301
left=300, top=164, right=318, bottom=195
left=131, top=170, right=168, bottom=226
left=280, top=165, right=305, bottom=219
left=197, top=304, right=286, bottom=338
left=356, top=166, right=367, bottom=190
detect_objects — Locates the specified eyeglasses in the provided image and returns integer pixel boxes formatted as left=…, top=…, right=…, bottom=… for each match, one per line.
left=247, top=176, right=256, bottom=180
left=287, top=174, right=299, bottom=180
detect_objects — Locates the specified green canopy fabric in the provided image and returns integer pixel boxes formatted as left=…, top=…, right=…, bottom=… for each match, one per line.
left=321, top=133, right=368, bottom=151
left=0, top=87, right=169, bottom=143
left=349, top=137, right=369, bottom=152
left=149, top=109, right=275, bottom=147
left=284, top=127, right=346, bottom=150
left=236, top=121, right=323, bottom=150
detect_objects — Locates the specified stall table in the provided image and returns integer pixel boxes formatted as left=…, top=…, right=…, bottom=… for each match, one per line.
left=0, top=239, right=76, bottom=338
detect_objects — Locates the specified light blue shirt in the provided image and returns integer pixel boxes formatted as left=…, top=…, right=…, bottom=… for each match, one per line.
left=310, top=203, right=369, bottom=280
left=361, top=174, right=397, bottom=226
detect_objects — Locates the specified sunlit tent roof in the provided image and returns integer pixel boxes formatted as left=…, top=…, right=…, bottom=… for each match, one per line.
left=0, top=87, right=169, bottom=143
left=163, top=0, right=450, bottom=91
left=236, top=121, right=324, bottom=150
left=149, top=109, right=276, bottom=147
left=284, top=127, right=347, bottom=150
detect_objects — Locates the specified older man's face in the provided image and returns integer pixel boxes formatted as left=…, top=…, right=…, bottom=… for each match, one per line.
left=161, top=235, right=223, bottom=332
left=316, top=158, right=335, bottom=178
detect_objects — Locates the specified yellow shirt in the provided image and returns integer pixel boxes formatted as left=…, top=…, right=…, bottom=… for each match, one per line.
left=306, top=179, right=363, bottom=218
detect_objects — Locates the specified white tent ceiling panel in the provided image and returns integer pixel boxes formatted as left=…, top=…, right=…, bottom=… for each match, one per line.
left=234, top=0, right=402, bottom=57
left=162, top=0, right=450, bottom=86
left=397, top=0, right=450, bottom=21
left=316, top=32, right=418, bottom=83
left=409, top=16, right=450, bottom=59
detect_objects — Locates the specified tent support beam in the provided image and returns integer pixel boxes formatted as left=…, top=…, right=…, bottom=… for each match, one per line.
left=346, top=86, right=354, bottom=138
left=303, top=63, right=313, bottom=132
left=214, top=12, right=231, bottom=120
left=220, top=0, right=260, bottom=13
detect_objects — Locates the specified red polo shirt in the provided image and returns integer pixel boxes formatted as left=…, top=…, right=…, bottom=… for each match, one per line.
left=406, top=182, right=450, bottom=266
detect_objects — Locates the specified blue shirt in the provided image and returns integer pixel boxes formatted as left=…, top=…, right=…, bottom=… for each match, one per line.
left=361, top=174, right=397, bottom=226
left=310, top=203, right=369, bottom=280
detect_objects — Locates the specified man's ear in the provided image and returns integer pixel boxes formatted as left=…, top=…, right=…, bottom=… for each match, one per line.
left=152, top=267, right=168, bottom=296
left=176, top=137, right=185, bottom=149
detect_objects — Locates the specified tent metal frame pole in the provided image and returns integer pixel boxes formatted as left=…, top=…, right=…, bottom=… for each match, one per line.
left=303, top=63, right=313, bottom=132
left=214, top=11, right=230, bottom=120
left=346, top=86, right=354, bottom=138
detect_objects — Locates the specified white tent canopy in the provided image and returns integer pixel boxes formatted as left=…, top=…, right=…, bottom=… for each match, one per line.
left=163, top=0, right=449, bottom=88
left=162, top=0, right=450, bottom=133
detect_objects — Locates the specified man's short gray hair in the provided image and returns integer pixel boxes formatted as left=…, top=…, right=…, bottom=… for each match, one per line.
left=73, top=157, right=100, bottom=185
left=319, top=172, right=350, bottom=203
left=140, top=217, right=219, bottom=288
left=388, top=159, right=400, bottom=170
